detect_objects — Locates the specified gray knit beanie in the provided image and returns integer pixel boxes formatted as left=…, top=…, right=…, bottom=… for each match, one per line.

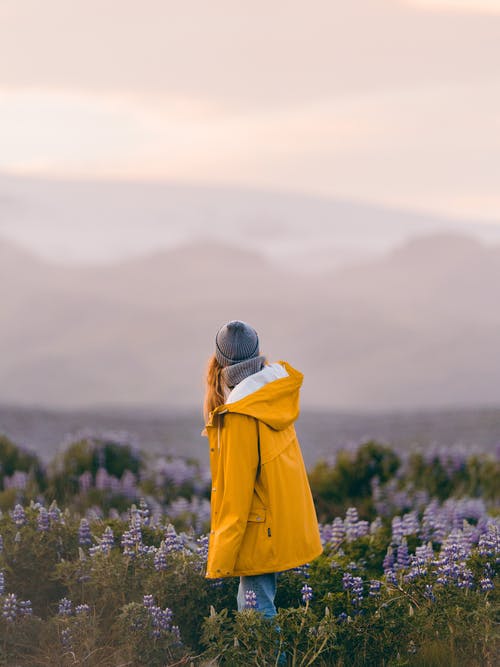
left=215, top=320, right=266, bottom=389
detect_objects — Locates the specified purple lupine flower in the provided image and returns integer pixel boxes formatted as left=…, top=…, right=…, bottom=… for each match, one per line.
left=150, top=606, right=174, bottom=639
left=121, top=525, right=147, bottom=558
left=143, top=595, right=155, bottom=609
left=139, top=498, right=150, bottom=526
left=342, top=572, right=354, bottom=591
left=344, top=507, right=359, bottom=542
left=346, top=506, right=359, bottom=523
left=435, top=530, right=474, bottom=589
left=142, top=596, right=175, bottom=639
left=457, top=567, right=474, bottom=590
left=109, top=475, right=121, bottom=494
left=244, top=589, right=258, bottom=609
left=95, top=467, right=110, bottom=491
left=351, top=577, right=364, bottom=607
left=101, top=526, right=114, bottom=553
left=385, top=569, right=398, bottom=585
left=0, top=534, right=3, bottom=553
left=3, top=593, right=18, bottom=622
left=18, top=600, right=33, bottom=616
left=330, top=517, right=345, bottom=546
left=383, top=546, right=395, bottom=571
left=61, top=627, right=73, bottom=650
left=319, top=522, right=333, bottom=546
left=79, top=471, right=93, bottom=494
left=37, top=507, right=49, bottom=532
left=58, top=597, right=73, bottom=616
left=121, top=509, right=144, bottom=557
left=156, top=457, right=196, bottom=487
left=343, top=573, right=363, bottom=608
left=337, top=611, right=348, bottom=623
left=369, top=579, right=382, bottom=597
left=75, top=604, right=90, bottom=615
left=301, top=584, right=313, bottom=603
left=357, top=520, right=370, bottom=539
left=121, top=470, right=138, bottom=498
left=4, top=471, right=28, bottom=490
left=292, top=562, right=311, bottom=579
left=0, top=571, right=4, bottom=595
left=420, top=542, right=434, bottom=562
left=424, top=584, right=435, bottom=602
left=483, top=562, right=495, bottom=579
left=421, top=501, right=441, bottom=542
left=449, top=498, right=486, bottom=531
left=121, top=529, right=137, bottom=558
left=391, top=516, right=404, bottom=546
left=166, top=496, right=189, bottom=516
left=91, top=525, right=115, bottom=556
left=396, top=539, right=410, bottom=570
left=480, top=577, right=494, bottom=591
left=48, top=500, right=63, bottom=525
left=154, top=541, right=168, bottom=572
left=164, top=523, right=183, bottom=553
left=87, top=504, right=103, bottom=520
left=130, top=509, right=143, bottom=537
left=12, top=504, right=26, bottom=527
left=140, top=544, right=157, bottom=557
left=478, top=523, right=500, bottom=559
left=406, top=544, right=431, bottom=581
left=196, top=534, right=209, bottom=561
left=78, top=518, right=92, bottom=546
left=401, top=511, right=419, bottom=537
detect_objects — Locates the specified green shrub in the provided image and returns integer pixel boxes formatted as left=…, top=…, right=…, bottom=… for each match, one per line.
left=309, top=441, right=400, bottom=521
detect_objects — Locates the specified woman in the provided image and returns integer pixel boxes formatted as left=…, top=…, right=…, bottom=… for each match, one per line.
left=202, top=319, right=323, bottom=617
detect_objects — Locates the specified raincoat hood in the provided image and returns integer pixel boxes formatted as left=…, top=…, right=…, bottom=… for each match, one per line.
left=206, top=360, right=303, bottom=432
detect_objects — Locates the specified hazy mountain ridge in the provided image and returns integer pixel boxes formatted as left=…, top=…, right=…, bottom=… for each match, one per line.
left=1, top=231, right=500, bottom=410
left=2, top=172, right=500, bottom=270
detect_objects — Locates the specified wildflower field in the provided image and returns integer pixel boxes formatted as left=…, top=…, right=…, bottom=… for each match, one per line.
left=0, top=432, right=498, bottom=666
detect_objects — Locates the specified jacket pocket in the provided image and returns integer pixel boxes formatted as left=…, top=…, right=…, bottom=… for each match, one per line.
left=235, top=507, right=275, bottom=573
left=247, top=509, right=266, bottom=523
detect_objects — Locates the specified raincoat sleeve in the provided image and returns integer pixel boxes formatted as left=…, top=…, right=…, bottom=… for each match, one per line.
left=205, top=413, right=259, bottom=577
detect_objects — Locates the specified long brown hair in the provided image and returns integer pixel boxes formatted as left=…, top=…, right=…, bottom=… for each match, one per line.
left=203, top=354, right=226, bottom=423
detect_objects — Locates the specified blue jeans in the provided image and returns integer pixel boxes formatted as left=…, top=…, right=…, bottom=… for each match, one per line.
left=237, top=572, right=278, bottom=618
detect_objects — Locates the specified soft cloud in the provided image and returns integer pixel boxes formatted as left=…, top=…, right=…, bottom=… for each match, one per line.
left=0, top=87, right=380, bottom=176
left=1, top=1, right=499, bottom=103
left=403, top=1, right=500, bottom=13
left=1, top=83, right=499, bottom=221
left=1, top=2, right=499, bottom=221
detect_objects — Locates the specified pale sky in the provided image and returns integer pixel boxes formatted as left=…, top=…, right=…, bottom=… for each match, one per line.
left=1, top=0, right=499, bottom=221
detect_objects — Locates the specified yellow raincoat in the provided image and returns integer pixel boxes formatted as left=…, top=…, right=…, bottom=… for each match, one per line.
left=203, top=360, right=323, bottom=578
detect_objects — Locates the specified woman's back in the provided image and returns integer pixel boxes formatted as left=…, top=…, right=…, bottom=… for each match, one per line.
left=205, top=360, right=323, bottom=578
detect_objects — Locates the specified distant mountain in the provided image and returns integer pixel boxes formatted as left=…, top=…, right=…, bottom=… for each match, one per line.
left=1, top=231, right=500, bottom=411
left=2, top=172, right=500, bottom=271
